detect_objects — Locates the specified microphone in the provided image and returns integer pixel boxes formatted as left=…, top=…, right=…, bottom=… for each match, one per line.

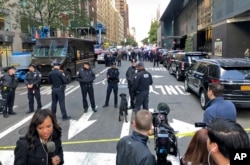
left=47, top=141, right=56, bottom=153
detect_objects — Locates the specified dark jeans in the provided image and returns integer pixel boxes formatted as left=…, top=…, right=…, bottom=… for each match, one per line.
left=80, top=84, right=95, bottom=110
left=51, top=88, right=68, bottom=118
left=134, top=90, right=149, bottom=112
left=154, top=60, right=159, bottom=67
left=28, top=88, right=42, bottom=111
left=1, top=90, right=15, bottom=114
left=128, top=85, right=135, bottom=108
left=105, top=83, right=118, bottom=106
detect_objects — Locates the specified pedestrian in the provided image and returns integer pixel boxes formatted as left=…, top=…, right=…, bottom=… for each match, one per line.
left=76, top=62, right=97, bottom=113
left=125, top=58, right=137, bottom=109
left=103, top=62, right=119, bottom=108
left=48, top=63, right=71, bottom=120
left=244, top=48, right=249, bottom=60
left=0, top=66, right=18, bottom=118
left=180, top=128, right=216, bottom=165
left=14, top=109, right=64, bottom=165
left=207, top=118, right=250, bottom=165
left=116, top=109, right=156, bottom=165
left=203, top=82, right=236, bottom=124
left=153, top=50, right=160, bottom=67
left=24, top=64, right=42, bottom=114
left=133, top=62, right=153, bottom=112
left=116, top=50, right=122, bottom=66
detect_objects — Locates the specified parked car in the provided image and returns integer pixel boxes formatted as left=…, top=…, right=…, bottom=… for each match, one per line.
left=184, top=58, right=250, bottom=109
left=163, top=50, right=184, bottom=69
left=169, top=51, right=209, bottom=81
left=97, top=52, right=106, bottom=64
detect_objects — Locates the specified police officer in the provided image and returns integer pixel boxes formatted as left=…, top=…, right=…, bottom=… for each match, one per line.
left=48, top=63, right=70, bottom=120
left=133, top=62, right=153, bottom=112
left=25, top=64, right=42, bottom=114
left=0, top=66, right=18, bottom=118
left=126, top=59, right=137, bottom=109
left=103, top=62, right=119, bottom=108
left=76, top=62, right=97, bottom=113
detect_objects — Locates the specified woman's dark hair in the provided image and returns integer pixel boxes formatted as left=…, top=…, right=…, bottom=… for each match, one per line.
left=25, top=109, right=62, bottom=151
left=207, top=118, right=250, bottom=159
left=182, top=128, right=216, bottom=165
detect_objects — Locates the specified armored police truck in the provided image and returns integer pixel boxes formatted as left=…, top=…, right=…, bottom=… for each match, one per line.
left=30, top=37, right=96, bottom=82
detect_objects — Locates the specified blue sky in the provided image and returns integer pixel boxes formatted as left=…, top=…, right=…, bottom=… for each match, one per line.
left=127, top=0, right=170, bottom=43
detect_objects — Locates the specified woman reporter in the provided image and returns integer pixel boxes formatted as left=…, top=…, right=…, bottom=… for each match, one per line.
left=14, top=109, right=64, bottom=165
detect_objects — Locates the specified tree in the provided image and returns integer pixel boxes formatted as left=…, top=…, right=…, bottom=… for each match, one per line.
left=141, top=37, right=149, bottom=45
left=147, top=20, right=158, bottom=44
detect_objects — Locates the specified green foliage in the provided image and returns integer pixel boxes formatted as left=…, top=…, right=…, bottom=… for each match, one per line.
left=185, top=36, right=193, bottom=51
left=141, top=37, right=149, bottom=45
left=121, top=36, right=137, bottom=47
left=147, top=20, right=158, bottom=44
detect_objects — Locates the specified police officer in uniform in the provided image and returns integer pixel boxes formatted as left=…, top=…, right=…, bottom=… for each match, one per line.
left=133, top=62, right=153, bottom=112
left=103, top=62, right=119, bottom=108
left=76, top=62, right=97, bottom=113
left=0, top=66, right=18, bottom=118
left=25, top=64, right=42, bottom=114
left=126, top=59, right=137, bottom=109
left=48, top=63, right=71, bottom=120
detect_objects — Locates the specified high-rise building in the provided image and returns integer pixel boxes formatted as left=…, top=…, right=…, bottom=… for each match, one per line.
left=115, top=0, right=129, bottom=38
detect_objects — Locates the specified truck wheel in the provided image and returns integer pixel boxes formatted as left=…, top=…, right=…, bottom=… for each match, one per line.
left=66, top=71, right=72, bottom=83
left=184, top=78, right=190, bottom=92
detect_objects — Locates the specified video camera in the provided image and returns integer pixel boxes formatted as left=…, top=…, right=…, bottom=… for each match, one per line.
left=152, top=103, right=178, bottom=165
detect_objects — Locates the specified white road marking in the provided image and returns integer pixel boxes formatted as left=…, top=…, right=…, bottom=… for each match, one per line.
left=119, top=110, right=132, bottom=138
left=68, top=108, right=97, bottom=140
left=0, top=150, right=116, bottom=165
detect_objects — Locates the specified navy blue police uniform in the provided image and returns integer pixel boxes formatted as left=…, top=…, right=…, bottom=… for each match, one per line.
left=48, top=63, right=70, bottom=120
left=24, top=64, right=42, bottom=114
left=76, top=62, right=97, bottom=113
left=126, top=59, right=137, bottom=109
left=0, top=66, right=18, bottom=118
left=133, top=63, right=153, bottom=112
left=103, top=63, right=119, bottom=108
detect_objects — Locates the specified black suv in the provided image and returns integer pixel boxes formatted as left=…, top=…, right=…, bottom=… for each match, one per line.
left=163, top=50, right=184, bottom=69
left=184, top=58, right=250, bottom=109
left=169, top=52, right=208, bottom=81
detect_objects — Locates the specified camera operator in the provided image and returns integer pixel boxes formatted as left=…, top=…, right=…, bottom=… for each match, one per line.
left=116, top=109, right=156, bottom=165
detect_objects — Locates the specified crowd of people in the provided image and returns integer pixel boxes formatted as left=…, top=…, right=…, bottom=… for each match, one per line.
left=0, top=51, right=249, bottom=164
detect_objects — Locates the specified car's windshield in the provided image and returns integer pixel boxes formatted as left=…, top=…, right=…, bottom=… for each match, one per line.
left=221, top=68, right=250, bottom=80
left=33, top=39, right=68, bottom=57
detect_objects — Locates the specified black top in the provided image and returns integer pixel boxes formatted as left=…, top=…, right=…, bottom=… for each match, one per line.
left=116, top=131, right=156, bottom=165
left=48, top=69, right=68, bottom=88
left=133, top=69, right=153, bottom=92
left=24, top=70, right=42, bottom=88
left=14, top=136, right=64, bottom=165
left=0, top=73, right=18, bottom=89
left=107, top=68, right=119, bottom=83
left=126, top=66, right=136, bottom=85
left=75, top=68, right=95, bottom=84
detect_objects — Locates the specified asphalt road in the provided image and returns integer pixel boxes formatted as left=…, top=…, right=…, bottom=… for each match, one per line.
left=0, top=60, right=250, bottom=165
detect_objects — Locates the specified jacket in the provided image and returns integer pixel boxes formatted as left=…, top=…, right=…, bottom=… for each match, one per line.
left=133, top=69, right=153, bottom=92
left=14, top=137, right=64, bottom=165
left=0, top=72, right=18, bottom=90
left=24, top=70, right=42, bottom=88
left=107, top=68, right=119, bottom=83
left=116, top=131, right=156, bottom=165
left=203, top=97, right=237, bottom=124
left=48, top=69, right=68, bottom=88
left=76, top=68, right=95, bottom=84
left=126, top=66, right=136, bottom=86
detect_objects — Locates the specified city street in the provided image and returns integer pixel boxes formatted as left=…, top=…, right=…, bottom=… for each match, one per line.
left=0, top=60, right=250, bottom=165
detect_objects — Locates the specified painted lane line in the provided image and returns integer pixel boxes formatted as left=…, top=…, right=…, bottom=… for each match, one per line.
left=119, top=110, right=132, bottom=139
left=0, top=150, right=116, bottom=165
left=0, top=102, right=51, bottom=139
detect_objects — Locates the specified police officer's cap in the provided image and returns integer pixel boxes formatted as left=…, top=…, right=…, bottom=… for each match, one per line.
left=8, top=66, right=16, bottom=70
left=131, top=59, right=137, bottom=63
left=28, top=64, right=36, bottom=68
left=53, top=62, right=61, bottom=66
left=137, top=62, right=144, bottom=67
left=157, top=102, right=170, bottom=114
